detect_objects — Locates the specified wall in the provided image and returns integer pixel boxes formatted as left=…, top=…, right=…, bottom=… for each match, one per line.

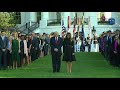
left=49, top=12, right=57, bottom=20
left=17, top=12, right=30, bottom=27
left=18, top=12, right=120, bottom=37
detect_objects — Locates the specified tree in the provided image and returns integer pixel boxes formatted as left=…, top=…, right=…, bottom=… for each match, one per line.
left=0, top=12, right=16, bottom=31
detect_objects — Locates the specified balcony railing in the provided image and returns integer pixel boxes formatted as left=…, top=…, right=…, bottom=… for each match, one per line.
left=71, top=18, right=88, bottom=25
left=97, top=18, right=115, bottom=25
left=47, top=18, right=89, bottom=26
left=47, top=19, right=61, bottom=26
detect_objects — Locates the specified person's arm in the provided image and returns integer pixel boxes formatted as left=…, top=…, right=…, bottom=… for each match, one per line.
left=18, top=39, right=20, bottom=53
left=60, top=37, right=63, bottom=48
left=72, top=40, right=75, bottom=54
left=9, top=37, right=12, bottom=53
left=63, top=39, right=65, bottom=53
left=50, top=37, right=54, bottom=53
left=0, top=39, right=3, bottom=50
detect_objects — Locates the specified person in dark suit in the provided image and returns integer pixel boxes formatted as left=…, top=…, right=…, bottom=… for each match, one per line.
left=104, top=32, right=109, bottom=60
left=62, top=32, right=76, bottom=73
left=31, top=33, right=38, bottom=61
left=0, top=31, right=9, bottom=69
left=20, top=34, right=25, bottom=67
left=50, top=31, right=63, bottom=73
left=81, top=37, right=86, bottom=52
left=109, top=32, right=115, bottom=66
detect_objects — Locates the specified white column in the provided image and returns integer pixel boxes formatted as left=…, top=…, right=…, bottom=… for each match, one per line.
left=70, top=12, right=75, bottom=18
left=62, top=12, right=70, bottom=28
left=112, top=12, right=119, bottom=27
left=29, top=12, right=37, bottom=27
left=21, top=12, right=26, bottom=26
left=89, top=12, right=97, bottom=26
left=25, top=12, right=30, bottom=23
left=41, top=12, right=49, bottom=20
left=40, top=12, right=49, bottom=28
left=70, top=12, right=75, bottom=25
left=30, top=12, right=37, bottom=22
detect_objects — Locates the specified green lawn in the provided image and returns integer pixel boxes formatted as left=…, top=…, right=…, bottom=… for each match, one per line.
left=0, top=52, right=120, bottom=78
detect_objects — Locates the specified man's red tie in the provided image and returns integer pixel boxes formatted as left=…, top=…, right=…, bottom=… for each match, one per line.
left=56, top=37, right=58, bottom=44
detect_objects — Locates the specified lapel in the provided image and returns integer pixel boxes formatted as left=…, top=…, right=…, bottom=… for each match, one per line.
left=57, top=37, right=59, bottom=43
left=0, top=36, right=5, bottom=43
left=0, top=36, right=3, bottom=44
left=54, top=37, right=56, bottom=43
left=54, top=37, right=59, bottom=44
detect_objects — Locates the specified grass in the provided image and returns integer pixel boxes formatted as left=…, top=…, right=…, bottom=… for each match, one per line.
left=0, top=52, right=120, bottom=78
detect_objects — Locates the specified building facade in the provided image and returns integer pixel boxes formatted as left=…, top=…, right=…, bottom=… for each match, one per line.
left=17, top=12, right=120, bottom=37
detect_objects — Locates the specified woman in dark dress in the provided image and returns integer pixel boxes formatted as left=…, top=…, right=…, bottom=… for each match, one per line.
left=11, top=32, right=20, bottom=69
left=62, top=32, right=76, bottom=73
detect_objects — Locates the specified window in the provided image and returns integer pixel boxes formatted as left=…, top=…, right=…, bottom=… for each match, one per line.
left=97, top=12, right=112, bottom=25
left=47, top=12, right=61, bottom=26
left=56, top=12, right=61, bottom=22
left=15, top=12, right=21, bottom=24
left=37, top=12, right=41, bottom=23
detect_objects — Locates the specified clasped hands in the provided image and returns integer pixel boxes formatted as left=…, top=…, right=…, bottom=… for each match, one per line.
left=114, top=51, right=117, bottom=54
left=2, top=49, right=5, bottom=52
left=54, top=48, right=58, bottom=52
left=72, top=53, right=75, bottom=55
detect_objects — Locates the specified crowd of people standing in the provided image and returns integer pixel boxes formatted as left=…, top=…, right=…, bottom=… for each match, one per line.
left=99, top=29, right=120, bottom=68
left=1, top=28, right=119, bottom=73
left=0, top=31, right=51, bottom=70
left=73, top=32, right=99, bottom=52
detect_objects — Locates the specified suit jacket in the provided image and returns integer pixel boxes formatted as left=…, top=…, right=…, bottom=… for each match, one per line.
left=0, top=36, right=9, bottom=51
left=104, top=36, right=109, bottom=47
left=50, top=36, right=63, bottom=56
left=32, top=37, right=39, bottom=49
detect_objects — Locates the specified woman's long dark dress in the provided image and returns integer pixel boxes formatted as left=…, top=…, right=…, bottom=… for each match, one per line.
left=62, top=38, right=76, bottom=62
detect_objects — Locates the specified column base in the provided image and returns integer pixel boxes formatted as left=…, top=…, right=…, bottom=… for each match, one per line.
left=40, top=20, right=48, bottom=28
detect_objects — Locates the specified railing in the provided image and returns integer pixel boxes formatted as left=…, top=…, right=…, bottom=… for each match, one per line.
left=97, top=18, right=115, bottom=25
left=47, top=18, right=89, bottom=26
left=0, top=22, right=39, bottom=34
left=17, top=22, right=30, bottom=33
left=71, top=18, right=88, bottom=25
left=28, top=22, right=39, bottom=34
left=47, top=19, right=61, bottom=26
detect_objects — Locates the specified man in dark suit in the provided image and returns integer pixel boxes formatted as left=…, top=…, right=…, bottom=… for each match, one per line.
left=0, top=31, right=9, bottom=69
left=50, top=31, right=63, bottom=73
left=109, top=32, right=115, bottom=66
left=104, top=31, right=110, bottom=61
left=31, top=33, right=38, bottom=61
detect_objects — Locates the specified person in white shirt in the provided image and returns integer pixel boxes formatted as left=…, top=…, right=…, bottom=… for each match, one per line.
left=76, top=36, right=81, bottom=52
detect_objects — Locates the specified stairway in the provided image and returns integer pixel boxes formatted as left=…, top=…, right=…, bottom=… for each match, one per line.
left=17, top=22, right=39, bottom=34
